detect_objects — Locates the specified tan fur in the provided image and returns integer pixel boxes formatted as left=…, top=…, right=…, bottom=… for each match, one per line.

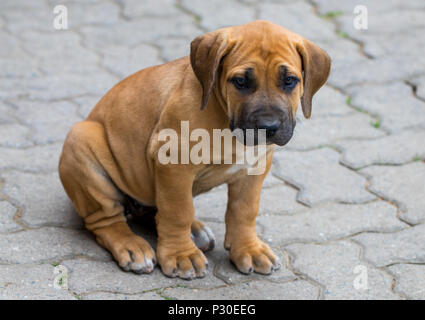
left=59, top=21, right=330, bottom=278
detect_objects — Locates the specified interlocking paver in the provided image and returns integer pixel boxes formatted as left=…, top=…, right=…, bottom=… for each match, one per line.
left=0, top=171, right=83, bottom=228
left=287, top=112, right=384, bottom=150
left=360, top=162, right=425, bottom=224
left=0, top=200, right=21, bottom=233
left=181, top=0, right=256, bottom=31
left=62, top=258, right=224, bottom=295
left=0, top=227, right=110, bottom=264
left=353, top=224, right=425, bottom=267
left=0, top=143, right=62, bottom=173
left=0, top=264, right=75, bottom=300
left=101, top=43, right=163, bottom=78
left=272, top=148, right=375, bottom=206
left=346, top=82, right=425, bottom=133
left=259, top=202, right=407, bottom=245
left=0, top=123, right=32, bottom=148
left=161, top=279, right=319, bottom=300
left=287, top=241, right=400, bottom=300
left=388, top=264, right=425, bottom=300
left=10, top=100, right=81, bottom=145
left=338, top=130, right=425, bottom=169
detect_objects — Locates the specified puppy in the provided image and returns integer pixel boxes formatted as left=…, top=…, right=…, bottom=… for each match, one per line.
left=59, top=20, right=330, bottom=279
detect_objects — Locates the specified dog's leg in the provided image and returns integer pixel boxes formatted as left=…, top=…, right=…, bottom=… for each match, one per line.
left=224, top=152, right=281, bottom=275
left=59, top=121, right=156, bottom=274
left=154, top=165, right=208, bottom=279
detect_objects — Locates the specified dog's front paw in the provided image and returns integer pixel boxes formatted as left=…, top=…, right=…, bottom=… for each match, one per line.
left=157, top=243, right=208, bottom=280
left=229, top=238, right=281, bottom=275
left=96, top=232, right=156, bottom=275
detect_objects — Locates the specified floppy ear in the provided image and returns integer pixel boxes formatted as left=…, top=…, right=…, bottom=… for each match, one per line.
left=190, top=30, right=232, bottom=110
left=296, top=38, right=331, bottom=118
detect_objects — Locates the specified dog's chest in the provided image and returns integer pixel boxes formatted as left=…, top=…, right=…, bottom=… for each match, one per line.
left=192, top=145, right=273, bottom=196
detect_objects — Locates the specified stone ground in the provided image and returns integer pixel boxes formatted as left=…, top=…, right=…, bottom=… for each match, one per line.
left=0, top=0, right=424, bottom=300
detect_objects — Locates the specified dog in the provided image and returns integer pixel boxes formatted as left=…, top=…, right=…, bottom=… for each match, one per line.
left=59, top=20, right=330, bottom=279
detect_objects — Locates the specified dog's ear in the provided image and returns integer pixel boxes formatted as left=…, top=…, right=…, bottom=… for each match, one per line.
left=190, top=30, right=231, bottom=110
left=296, top=38, right=331, bottom=119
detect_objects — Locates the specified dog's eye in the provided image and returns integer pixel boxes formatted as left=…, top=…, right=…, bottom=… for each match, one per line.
left=232, top=77, right=247, bottom=90
left=284, top=76, right=298, bottom=89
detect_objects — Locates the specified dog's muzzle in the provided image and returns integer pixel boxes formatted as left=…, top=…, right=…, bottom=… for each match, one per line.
left=232, top=108, right=296, bottom=146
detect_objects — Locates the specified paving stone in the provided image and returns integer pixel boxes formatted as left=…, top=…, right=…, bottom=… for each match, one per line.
left=361, top=29, right=425, bottom=58
left=182, top=0, right=256, bottom=31
left=0, top=200, right=22, bottom=233
left=1, top=72, right=118, bottom=101
left=346, top=82, right=425, bottom=134
left=0, top=102, right=16, bottom=124
left=0, top=31, right=26, bottom=58
left=315, top=0, right=425, bottom=14
left=259, top=202, right=407, bottom=245
left=194, top=188, right=227, bottom=222
left=309, top=86, right=353, bottom=118
left=287, top=112, right=384, bottom=151
left=21, top=31, right=100, bottom=75
left=338, top=130, right=425, bottom=169
left=0, top=143, right=62, bottom=173
left=0, top=57, right=42, bottom=80
left=11, top=100, right=81, bottom=145
left=161, top=279, right=319, bottom=300
left=329, top=55, right=425, bottom=89
left=272, top=148, right=375, bottom=206
left=0, top=264, right=75, bottom=300
left=62, top=258, right=225, bottom=295
left=259, top=184, right=306, bottom=215
left=258, top=1, right=337, bottom=43
left=287, top=241, right=400, bottom=300
left=81, top=16, right=201, bottom=50
left=3, top=5, right=53, bottom=34
left=353, top=224, right=425, bottom=267
left=53, top=1, right=121, bottom=28
left=410, top=75, right=425, bottom=101
left=0, top=171, right=83, bottom=228
left=336, top=9, right=425, bottom=43
left=388, top=264, right=425, bottom=300
left=82, top=291, right=163, bottom=300
left=0, top=227, right=110, bottom=264
left=101, top=44, right=163, bottom=78
left=0, top=123, right=32, bottom=148
left=156, top=37, right=191, bottom=62
left=360, top=162, right=425, bottom=224
left=122, top=0, right=181, bottom=18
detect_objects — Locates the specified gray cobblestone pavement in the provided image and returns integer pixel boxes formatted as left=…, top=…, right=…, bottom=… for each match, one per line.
left=0, top=0, right=424, bottom=300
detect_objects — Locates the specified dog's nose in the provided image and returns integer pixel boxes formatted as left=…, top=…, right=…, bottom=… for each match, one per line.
left=256, top=119, right=281, bottom=138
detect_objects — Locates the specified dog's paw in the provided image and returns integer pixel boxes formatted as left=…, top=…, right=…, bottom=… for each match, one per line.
left=97, top=233, right=156, bottom=274
left=157, top=244, right=208, bottom=280
left=229, top=238, right=280, bottom=275
left=191, top=219, right=215, bottom=252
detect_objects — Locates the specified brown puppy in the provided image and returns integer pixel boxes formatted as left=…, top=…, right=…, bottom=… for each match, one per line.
left=59, top=20, right=330, bottom=279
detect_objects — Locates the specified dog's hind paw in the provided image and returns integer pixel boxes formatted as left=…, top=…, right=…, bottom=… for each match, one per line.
left=191, top=219, right=215, bottom=252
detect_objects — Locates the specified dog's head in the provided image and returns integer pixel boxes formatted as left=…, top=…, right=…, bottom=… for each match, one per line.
left=190, top=20, right=331, bottom=146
